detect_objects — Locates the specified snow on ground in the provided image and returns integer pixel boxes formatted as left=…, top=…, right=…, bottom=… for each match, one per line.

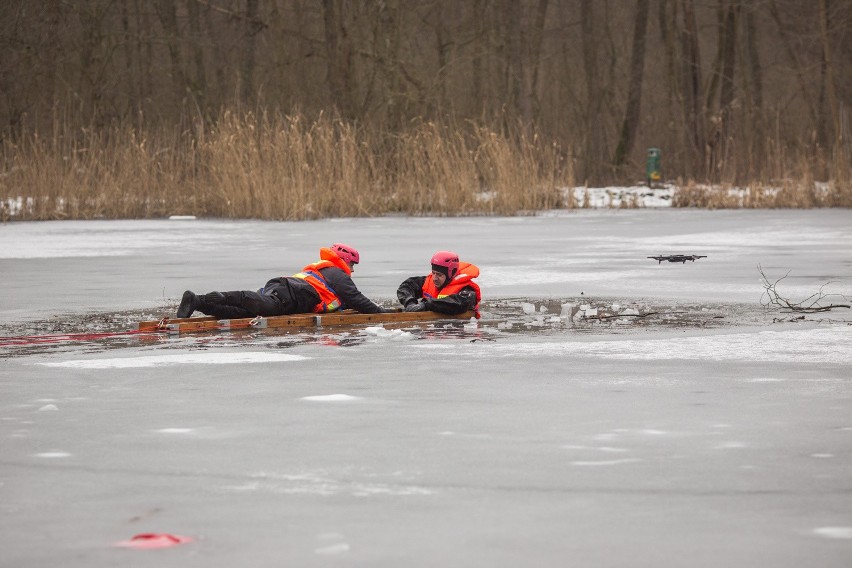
left=1, top=209, right=852, bottom=567
left=565, top=184, right=674, bottom=208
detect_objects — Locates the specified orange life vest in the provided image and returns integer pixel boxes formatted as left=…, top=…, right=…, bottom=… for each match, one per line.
left=422, top=262, right=482, bottom=318
left=292, top=248, right=351, bottom=313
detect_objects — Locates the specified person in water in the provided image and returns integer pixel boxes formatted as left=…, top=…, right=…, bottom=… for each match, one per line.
left=396, top=250, right=481, bottom=318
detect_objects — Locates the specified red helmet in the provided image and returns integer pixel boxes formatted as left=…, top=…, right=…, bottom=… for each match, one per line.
left=431, top=250, right=459, bottom=279
left=330, top=243, right=360, bottom=265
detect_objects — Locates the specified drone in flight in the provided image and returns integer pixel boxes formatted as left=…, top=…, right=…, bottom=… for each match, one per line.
left=648, top=254, right=707, bottom=264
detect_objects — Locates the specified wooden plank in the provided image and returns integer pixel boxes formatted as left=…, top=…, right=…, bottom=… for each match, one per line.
left=264, top=315, right=317, bottom=329
left=137, top=316, right=216, bottom=331
left=168, top=319, right=222, bottom=333
left=314, top=310, right=473, bottom=327
left=137, top=309, right=364, bottom=331
left=139, top=310, right=475, bottom=335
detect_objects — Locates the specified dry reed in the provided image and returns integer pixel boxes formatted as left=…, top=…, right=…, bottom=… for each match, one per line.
left=1, top=111, right=850, bottom=222
left=1, top=112, right=576, bottom=221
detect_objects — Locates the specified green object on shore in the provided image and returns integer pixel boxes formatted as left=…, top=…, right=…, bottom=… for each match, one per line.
left=646, top=147, right=661, bottom=186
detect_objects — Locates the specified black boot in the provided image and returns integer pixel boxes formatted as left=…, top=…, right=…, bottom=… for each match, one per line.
left=176, top=290, right=199, bottom=318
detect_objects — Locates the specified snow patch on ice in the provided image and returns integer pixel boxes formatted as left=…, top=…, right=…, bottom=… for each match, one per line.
left=38, top=404, right=58, bottom=411
left=562, top=445, right=630, bottom=453
left=436, top=431, right=492, bottom=439
left=315, top=543, right=350, bottom=555
left=363, top=326, right=415, bottom=341
left=224, top=471, right=432, bottom=497
left=571, top=458, right=641, bottom=466
left=35, top=452, right=71, bottom=458
left=713, top=442, right=747, bottom=449
left=592, top=429, right=673, bottom=440
left=302, top=394, right=362, bottom=402
left=154, top=428, right=196, bottom=434
left=812, top=527, right=852, bottom=539
left=39, top=352, right=309, bottom=369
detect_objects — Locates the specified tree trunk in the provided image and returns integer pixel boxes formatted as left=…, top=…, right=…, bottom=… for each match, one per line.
left=678, top=0, right=705, bottom=176
left=818, top=0, right=841, bottom=157
left=154, top=0, right=186, bottom=110
left=580, top=0, right=606, bottom=181
left=768, top=0, right=820, bottom=137
left=743, top=2, right=764, bottom=179
left=613, top=0, right=650, bottom=167
left=240, top=0, right=261, bottom=107
left=433, top=1, right=449, bottom=109
left=472, top=0, right=485, bottom=116
left=525, top=0, right=549, bottom=127
left=503, top=0, right=523, bottom=125
left=186, top=0, right=207, bottom=112
left=658, top=0, right=679, bottom=123
left=743, top=4, right=763, bottom=116
left=322, top=0, right=354, bottom=118
left=709, top=0, right=737, bottom=179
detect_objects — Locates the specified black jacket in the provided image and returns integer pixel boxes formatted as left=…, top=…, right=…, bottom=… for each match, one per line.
left=266, top=266, right=386, bottom=314
left=396, top=276, right=477, bottom=314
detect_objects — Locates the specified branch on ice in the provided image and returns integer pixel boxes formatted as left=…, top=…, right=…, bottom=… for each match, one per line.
left=758, top=265, right=850, bottom=313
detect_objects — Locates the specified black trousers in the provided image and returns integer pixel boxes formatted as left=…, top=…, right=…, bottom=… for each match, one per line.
left=198, top=289, right=294, bottom=319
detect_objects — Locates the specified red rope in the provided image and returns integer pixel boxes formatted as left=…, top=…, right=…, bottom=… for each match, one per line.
left=0, top=317, right=268, bottom=347
left=0, top=328, right=160, bottom=347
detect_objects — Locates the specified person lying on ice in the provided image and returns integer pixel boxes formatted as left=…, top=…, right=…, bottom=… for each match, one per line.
left=396, top=250, right=481, bottom=318
left=176, top=243, right=393, bottom=319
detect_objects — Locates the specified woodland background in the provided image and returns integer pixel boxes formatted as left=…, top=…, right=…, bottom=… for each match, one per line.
left=1, top=0, right=851, bottom=220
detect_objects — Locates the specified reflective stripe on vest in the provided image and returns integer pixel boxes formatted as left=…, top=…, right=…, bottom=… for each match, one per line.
left=293, top=269, right=342, bottom=313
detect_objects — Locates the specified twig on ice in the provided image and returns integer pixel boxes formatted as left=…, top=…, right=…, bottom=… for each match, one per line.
left=758, top=264, right=850, bottom=312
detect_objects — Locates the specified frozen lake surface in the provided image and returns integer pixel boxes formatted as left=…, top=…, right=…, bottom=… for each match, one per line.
left=2, top=209, right=852, bottom=567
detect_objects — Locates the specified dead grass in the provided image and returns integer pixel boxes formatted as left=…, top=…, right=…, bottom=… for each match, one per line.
left=1, top=111, right=850, bottom=222
left=670, top=179, right=849, bottom=208
left=1, top=113, right=577, bottom=221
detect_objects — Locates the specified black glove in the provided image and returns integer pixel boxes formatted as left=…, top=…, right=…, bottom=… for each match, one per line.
left=405, top=300, right=428, bottom=312
left=458, top=289, right=476, bottom=309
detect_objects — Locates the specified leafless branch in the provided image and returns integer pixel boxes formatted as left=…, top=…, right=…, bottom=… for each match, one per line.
left=758, top=264, right=850, bottom=312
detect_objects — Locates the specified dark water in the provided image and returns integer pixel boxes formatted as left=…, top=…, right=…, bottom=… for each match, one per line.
left=0, top=297, right=788, bottom=359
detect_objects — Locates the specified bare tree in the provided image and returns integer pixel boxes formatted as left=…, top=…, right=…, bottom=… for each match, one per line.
left=322, top=0, right=355, bottom=118
left=741, top=1, right=765, bottom=180
left=579, top=0, right=608, bottom=182
left=1, top=0, right=850, bottom=191
left=679, top=0, right=706, bottom=177
left=240, top=0, right=262, bottom=107
left=818, top=0, right=842, bottom=175
left=613, top=0, right=650, bottom=167
left=525, top=0, right=549, bottom=126
left=185, top=0, right=208, bottom=112
left=707, top=0, right=738, bottom=180
left=154, top=0, right=187, bottom=111
left=768, top=0, right=820, bottom=139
